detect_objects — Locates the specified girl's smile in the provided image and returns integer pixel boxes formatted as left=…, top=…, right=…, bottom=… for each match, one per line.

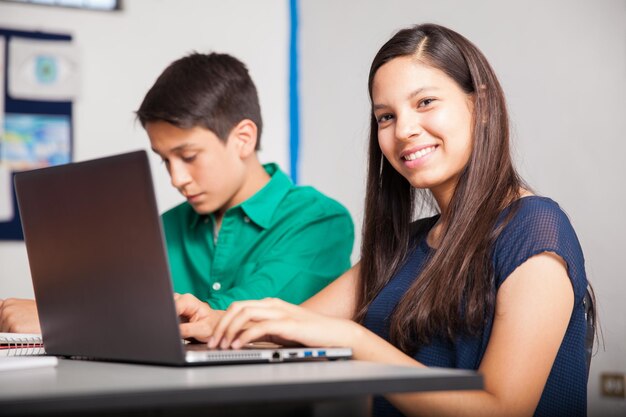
left=372, top=56, right=474, bottom=208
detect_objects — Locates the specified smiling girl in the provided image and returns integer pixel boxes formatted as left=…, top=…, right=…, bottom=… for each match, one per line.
left=178, top=23, right=593, bottom=417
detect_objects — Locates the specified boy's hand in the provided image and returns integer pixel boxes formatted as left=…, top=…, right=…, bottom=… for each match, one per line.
left=174, top=293, right=224, bottom=342
left=0, top=298, right=41, bottom=333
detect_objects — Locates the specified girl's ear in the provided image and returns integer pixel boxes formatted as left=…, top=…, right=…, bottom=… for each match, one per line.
left=228, top=119, right=258, bottom=158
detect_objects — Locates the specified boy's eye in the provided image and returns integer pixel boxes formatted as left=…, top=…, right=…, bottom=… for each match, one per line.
left=182, top=154, right=197, bottom=163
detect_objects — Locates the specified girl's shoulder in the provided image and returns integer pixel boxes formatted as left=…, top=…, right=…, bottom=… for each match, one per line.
left=493, top=196, right=587, bottom=295
left=498, top=196, right=573, bottom=241
left=507, top=194, right=562, bottom=214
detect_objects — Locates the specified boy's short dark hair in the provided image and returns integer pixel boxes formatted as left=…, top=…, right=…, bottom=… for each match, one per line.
left=136, top=52, right=263, bottom=149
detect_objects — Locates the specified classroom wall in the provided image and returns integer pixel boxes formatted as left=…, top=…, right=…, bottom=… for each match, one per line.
left=0, top=0, right=290, bottom=296
left=1, top=1, right=625, bottom=416
left=298, top=1, right=626, bottom=416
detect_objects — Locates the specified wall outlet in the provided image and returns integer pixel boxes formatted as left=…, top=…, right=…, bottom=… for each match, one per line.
left=601, top=373, right=626, bottom=398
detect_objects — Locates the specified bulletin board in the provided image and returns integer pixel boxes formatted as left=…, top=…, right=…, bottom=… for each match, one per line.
left=0, top=27, right=75, bottom=240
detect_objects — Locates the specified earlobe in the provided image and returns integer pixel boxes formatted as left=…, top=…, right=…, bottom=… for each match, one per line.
left=230, top=119, right=258, bottom=158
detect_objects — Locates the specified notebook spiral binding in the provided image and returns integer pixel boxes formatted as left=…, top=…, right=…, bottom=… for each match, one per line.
left=0, top=333, right=45, bottom=356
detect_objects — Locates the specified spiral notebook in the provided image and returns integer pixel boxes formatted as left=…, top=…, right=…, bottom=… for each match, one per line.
left=0, top=332, right=45, bottom=356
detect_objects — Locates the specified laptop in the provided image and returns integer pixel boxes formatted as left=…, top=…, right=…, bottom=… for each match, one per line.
left=14, top=150, right=352, bottom=366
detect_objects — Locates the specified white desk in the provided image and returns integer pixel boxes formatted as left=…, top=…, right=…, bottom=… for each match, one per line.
left=0, top=358, right=482, bottom=416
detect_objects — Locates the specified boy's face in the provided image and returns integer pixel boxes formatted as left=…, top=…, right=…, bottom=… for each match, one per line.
left=147, top=121, right=247, bottom=215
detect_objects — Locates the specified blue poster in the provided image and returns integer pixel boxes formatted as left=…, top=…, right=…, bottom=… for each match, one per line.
left=1, top=113, right=71, bottom=170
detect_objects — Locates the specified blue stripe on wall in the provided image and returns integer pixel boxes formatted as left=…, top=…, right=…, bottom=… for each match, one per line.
left=289, top=0, right=300, bottom=184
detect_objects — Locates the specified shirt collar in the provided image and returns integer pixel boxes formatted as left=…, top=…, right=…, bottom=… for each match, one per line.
left=188, top=163, right=292, bottom=230
left=240, top=163, right=292, bottom=229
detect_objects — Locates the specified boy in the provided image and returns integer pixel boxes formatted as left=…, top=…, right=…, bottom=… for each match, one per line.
left=0, top=52, right=354, bottom=333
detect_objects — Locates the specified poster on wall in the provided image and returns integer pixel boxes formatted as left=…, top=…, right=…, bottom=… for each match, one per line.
left=8, top=37, right=80, bottom=101
left=1, top=113, right=71, bottom=170
left=0, top=27, right=73, bottom=240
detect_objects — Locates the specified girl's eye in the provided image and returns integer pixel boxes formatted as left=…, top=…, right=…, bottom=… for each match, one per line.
left=376, top=114, right=394, bottom=124
left=418, top=98, right=435, bottom=108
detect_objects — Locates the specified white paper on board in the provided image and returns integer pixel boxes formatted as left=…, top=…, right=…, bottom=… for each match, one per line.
left=0, top=36, right=5, bottom=137
left=0, top=165, right=12, bottom=222
left=0, top=36, right=11, bottom=222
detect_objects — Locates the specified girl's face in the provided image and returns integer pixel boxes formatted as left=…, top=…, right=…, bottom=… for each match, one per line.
left=372, top=56, right=474, bottom=206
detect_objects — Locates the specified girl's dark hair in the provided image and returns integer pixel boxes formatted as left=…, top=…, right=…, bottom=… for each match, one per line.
left=136, top=52, right=263, bottom=149
left=354, top=23, right=525, bottom=352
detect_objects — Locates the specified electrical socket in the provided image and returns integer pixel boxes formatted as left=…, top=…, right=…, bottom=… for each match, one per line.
left=601, top=373, right=625, bottom=398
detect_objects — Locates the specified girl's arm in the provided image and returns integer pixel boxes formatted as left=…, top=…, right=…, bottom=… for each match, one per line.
left=382, top=252, right=574, bottom=417
left=300, top=263, right=361, bottom=319
left=210, top=252, right=573, bottom=417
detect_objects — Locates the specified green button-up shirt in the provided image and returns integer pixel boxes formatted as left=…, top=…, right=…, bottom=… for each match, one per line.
left=161, top=163, right=354, bottom=310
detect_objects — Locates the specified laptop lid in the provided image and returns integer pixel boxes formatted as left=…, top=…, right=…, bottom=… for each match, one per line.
left=15, top=151, right=187, bottom=365
left=14, top=151, right=352, bottom=366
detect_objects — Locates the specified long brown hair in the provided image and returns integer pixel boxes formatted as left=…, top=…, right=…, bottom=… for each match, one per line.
left=355, top=23, right=525, bottom=353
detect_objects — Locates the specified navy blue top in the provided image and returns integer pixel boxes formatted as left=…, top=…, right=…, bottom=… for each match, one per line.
left=363, top=197, right=588, bottom=417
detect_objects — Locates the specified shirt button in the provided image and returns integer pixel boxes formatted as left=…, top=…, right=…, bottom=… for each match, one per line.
left=212, top=282, right=221, bottom=291
left=203, top=218, right=209, bottom=224
left=243, top=216, right=250, bottom=223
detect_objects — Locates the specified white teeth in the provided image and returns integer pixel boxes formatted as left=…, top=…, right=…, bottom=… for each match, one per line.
left=403, top=146, right=436, bottom=161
